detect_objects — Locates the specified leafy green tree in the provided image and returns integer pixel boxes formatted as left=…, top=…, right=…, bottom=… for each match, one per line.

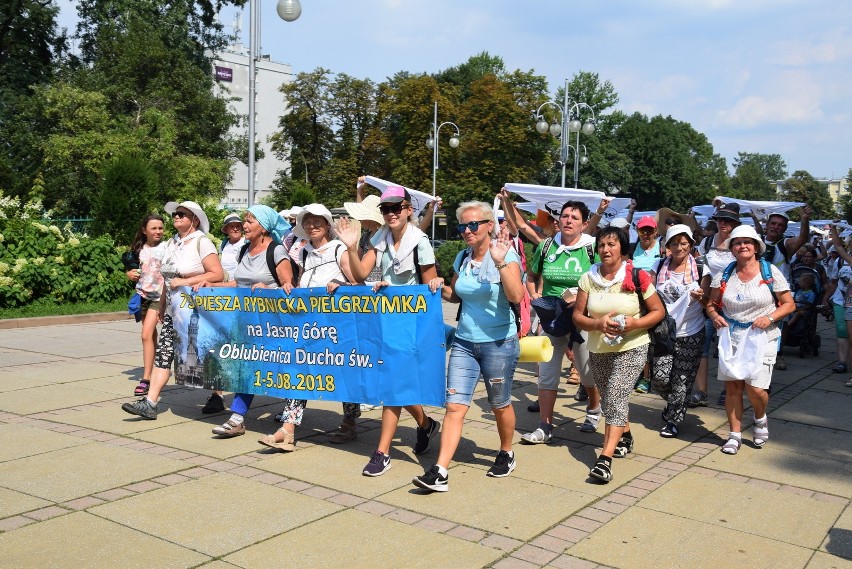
left=730, top=152, right=787, bottom=200
left=92, top=153, right=160, bottom=245
left=837, top=168, right=852, bottom=223
left=780, top=170, right=835, bottom=219
left=612, top=113, right=727, bottom=210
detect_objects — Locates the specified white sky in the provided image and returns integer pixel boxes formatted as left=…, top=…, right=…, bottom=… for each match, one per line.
left=57, top=0, right=852, bottom=179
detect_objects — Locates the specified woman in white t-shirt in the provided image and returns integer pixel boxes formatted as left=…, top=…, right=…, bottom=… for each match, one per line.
left=121, top=201, right=223, bottom=420
left=704, top=225, right=794, bottom=455
left=648, top=224, right=711, bottom=439
left=219, top=212, right=246, bottom=279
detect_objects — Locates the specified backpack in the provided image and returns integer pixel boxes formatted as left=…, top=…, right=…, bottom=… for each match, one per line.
left=763, top=239, right=788, bottom=265
left=237, top=242, right=284, bottom=287
left=456, top=249, right=531, bottom=337
left=718, top=259, right=779, bottom=310
left=632, top=268, right=677, bottom=357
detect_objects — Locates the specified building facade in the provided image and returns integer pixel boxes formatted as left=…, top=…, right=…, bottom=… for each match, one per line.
left=212, top=47, right=294, bottom=209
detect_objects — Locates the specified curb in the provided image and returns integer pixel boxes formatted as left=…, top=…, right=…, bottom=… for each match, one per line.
left=0, top=312, right=130, bottom=330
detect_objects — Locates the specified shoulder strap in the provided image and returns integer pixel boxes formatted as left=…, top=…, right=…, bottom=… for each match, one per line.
left=266, top=245, right=282, bottom=286
left=585, top=243, right=595, bottom=263
left=777, top=240, right=788, bottom=262
left=701, top=234, right=714, bottom=254
left=759, top=258, right=779, bottom=307
left=413, top=239, right=422, bottom=284
left=455, top=248, right=471, bottom=322
left=633, top=268, right=648, bottom=315
left=536, top=237, right=554, bottom=275
left=236, top=242, right=251, bottom=264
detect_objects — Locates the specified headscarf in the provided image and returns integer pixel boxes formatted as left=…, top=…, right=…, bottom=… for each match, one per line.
left=248, top=204, right=291, bottom=245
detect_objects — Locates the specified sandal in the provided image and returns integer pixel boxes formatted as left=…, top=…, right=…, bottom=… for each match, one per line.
left=613, top=436, right=634, bottom=458
left=753, top=417, right=769, bottom=447
left=721, top=435, right=741, bottom=455
left=328, top=421, right=357, bottom=444
left=258, top=428, right=295, bottom=452
left=134, top=380, right=150, bottom=396
left=589, top=458, right=612, bottom=483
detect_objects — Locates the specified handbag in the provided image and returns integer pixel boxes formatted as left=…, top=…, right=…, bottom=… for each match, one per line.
left=633, top=269, right=677, bottom=357
left=531, top=295, right=573, bottom=337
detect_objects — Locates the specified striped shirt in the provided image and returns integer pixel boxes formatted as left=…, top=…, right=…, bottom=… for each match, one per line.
left=711, top=264, right=789, bottom=342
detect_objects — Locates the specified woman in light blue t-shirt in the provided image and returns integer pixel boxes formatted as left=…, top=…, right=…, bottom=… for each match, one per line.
left=411, top=200, right=525, bottom=493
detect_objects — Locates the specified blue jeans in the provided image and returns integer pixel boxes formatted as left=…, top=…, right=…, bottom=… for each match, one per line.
left=446, top=336, right=519, bottom=408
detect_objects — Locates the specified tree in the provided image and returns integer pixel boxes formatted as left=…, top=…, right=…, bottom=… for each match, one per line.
left=612, top=113, right=727, bottom=210
left=838, top=167, right=852, bottom=223
left=780, top=170, right=835, bottom=220
left=92, top=153, right=160, bottom=245
left=730, top=152, right=787, bottom=200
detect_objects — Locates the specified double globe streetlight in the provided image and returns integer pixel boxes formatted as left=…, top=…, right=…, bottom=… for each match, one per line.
left=247, top=0, right=302, bottom=206
left=534, top=79, right=596, bottom=188
left=425, top=102, right=460, bottom=240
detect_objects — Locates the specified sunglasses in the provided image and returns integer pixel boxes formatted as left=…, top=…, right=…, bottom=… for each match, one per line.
left=379, top=203, right=407, bottom=215
left=172, top=211, right=190, bottom=219
left=457, top=220, right=491, bottom=234
left=638, top=227, right=656, bottom=234
left=665, top=219, right=678, bottom=226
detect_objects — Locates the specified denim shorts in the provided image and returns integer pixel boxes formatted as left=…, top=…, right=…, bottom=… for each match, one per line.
left=446, top=336, right=519, bottom=408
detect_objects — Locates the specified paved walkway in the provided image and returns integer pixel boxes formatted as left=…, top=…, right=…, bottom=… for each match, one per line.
left=0, top=310, right=849, bottom=569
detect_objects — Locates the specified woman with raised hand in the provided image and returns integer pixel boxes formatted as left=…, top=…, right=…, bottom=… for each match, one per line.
left=192, top=205, right=294, bottom=439
left=705, top=225, right=794, bottom=455
left=649, top=224, right=711, bottom=438
left=337, top=186, right=440, bottom=477
left=523, top=200, right=602, bottom=444
left=412, top=201, right=523, bottom=492
left=258, top=203, right=358, bottom=451
left=122, top=201, right=223, bottom=420
left=573, top=226, right=665, bottom=483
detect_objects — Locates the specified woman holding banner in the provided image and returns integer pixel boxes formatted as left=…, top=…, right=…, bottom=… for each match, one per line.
left=258, top=203, right=358, bottom=451
left=191, top=205, right=294, bottom=438
left=412, top=201, right=524, bottom=492
left=121, top=201, right=224, bottom=420
left=337, top=185, right=441, bottom=477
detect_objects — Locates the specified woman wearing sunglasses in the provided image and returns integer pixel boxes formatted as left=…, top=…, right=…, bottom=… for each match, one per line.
left=337, top=186, right=441, bottom=476
left=122, top=200, right=224, bottom=420
left=412, top=201, right=524, bottom=492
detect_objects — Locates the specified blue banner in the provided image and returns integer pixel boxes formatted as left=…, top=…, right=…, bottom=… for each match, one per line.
left=170, top=285, right=447, bottom=407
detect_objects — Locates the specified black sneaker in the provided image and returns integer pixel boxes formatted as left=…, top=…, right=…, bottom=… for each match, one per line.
left=659, top=422, right=679, bottom=438
left=121, top=397, right=158, bottom=420
left=526, top=399, right=540, bottom=412
left=687, top=390, right=708, bottom=408
left=574, top=384, right=588, bottom=402
left=202, top=392, right=225, bottom=414
left=413, top=417, right=440, bottom=455
left=717, top=390, right=726, bottom=406
left=486, top=450, right=516, bottom=478
left=412, top=465, right=449, bottom=492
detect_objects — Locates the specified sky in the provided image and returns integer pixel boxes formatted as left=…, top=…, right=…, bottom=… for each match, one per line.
left=57, top=0, right=852, bottom=180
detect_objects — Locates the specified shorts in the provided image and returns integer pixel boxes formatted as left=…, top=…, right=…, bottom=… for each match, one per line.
left=833, top=302, right=848, bottom=339
left=717, top=340, right=776, bottom=390
left=140, top=296, right=161, bottom=317
left=446, top=336, right=519, bottom=408
left=538, top=330, right=594, bottom=390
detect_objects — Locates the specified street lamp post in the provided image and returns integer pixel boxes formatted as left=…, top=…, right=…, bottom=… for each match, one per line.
left=534, top=78, right=596, bottom=188
left=425, top=101, right=460, bottom=240
left=247, top=0, right=302, bottom=206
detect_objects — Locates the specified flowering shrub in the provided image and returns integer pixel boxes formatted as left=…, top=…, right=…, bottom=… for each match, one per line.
left=0, top=192, right=130, bottom=308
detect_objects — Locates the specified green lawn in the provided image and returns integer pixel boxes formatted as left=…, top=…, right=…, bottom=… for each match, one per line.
left=0, top=298, right=127, bottom=320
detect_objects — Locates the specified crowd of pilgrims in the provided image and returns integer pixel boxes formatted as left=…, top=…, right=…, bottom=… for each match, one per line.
left=120, top=178, right=847, bottom=490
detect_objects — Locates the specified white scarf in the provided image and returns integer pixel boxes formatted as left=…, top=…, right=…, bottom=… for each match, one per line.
left=371, top=223, right=425, bottom=276
left=588, top=260, right=627, bottom=289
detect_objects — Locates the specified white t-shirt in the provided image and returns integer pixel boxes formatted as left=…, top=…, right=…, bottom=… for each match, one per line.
left=297, top=240, right=346, bottom=288
left=828, top=260, right=851, bottom=305
left=220, top=238, right=246, bottom=278
left=700, top=234, right=735, bottom=278
left=654, top=263, right=708, bottom=338
left=160, top=230, right=218, bottom=315
left=711, top=264, right=789, bottom=343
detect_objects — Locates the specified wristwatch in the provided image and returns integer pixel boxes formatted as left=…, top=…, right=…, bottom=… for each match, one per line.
left=767, top=315, right=775, bottom=323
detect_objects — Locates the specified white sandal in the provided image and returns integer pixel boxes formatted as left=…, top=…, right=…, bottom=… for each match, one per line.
left=753, top=417, right=769, bottom=447
left=721, top=435, right=741, bottom=455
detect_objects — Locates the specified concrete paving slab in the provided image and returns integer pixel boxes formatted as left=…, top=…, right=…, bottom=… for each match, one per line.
left=569, top=507, right=813, bottom=569
left=638, top=471, right=844, bottom=549
left=773, top=389, right=852, bottom=432
left=0, top=361, right=130, bottom=391
left=382, top=464, right=598, bottom=540
left=46, top=400, right=198, bottom=435
left=695, top=446, right=850, bottom=498
left=90, top=472, right=342, bottom=557
left=0, top=423, right=89, bottom=462
left=807, top=551, right=852, bottom=569
left=767, top=420, right=852, bottom=464
left=223, top=508, right=502, bottom=569
left=0, top=442, right=186, bottom=502
left=822, top=504, right=852, bottom=560
left=254, top=439, right=427, bottom=499
left=0, top=383, right=121, bottom=415
left=812, top=376, right=852, bottom=394
left=72, top=375, right=148, bottom=397
left=131, top=417, right=284, bottom=459
left=0, top=511, right=210, bottom=568
left=0, top=487, right=52, bottom=518
left=0, top=348, right=66, bottom=368
left=507, top=439, right=654, bottom=498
